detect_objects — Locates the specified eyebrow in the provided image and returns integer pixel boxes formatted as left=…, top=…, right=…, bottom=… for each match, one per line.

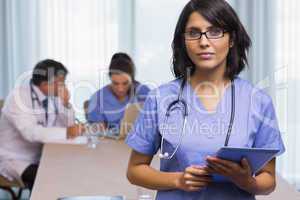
left=112, top=80, right=129, bottom=85
left=185, top=25, right=215, bottom=31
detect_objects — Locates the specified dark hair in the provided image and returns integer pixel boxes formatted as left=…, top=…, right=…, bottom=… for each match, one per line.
left=172, top=0, right=251, bottom=80
left=31, top=59, right=68, bottom=86
left=108, top=52, right=136, bottom=82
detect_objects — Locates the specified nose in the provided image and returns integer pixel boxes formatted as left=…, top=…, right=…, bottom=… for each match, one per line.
left=198, top=35, right=210, bottom=48
left=116, top=86, right=126, bottom=93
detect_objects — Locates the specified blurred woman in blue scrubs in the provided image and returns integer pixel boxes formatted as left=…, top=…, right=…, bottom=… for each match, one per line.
left=126, top=0, right=285, bottom=199
left=88, top=53, right=150, bottom=135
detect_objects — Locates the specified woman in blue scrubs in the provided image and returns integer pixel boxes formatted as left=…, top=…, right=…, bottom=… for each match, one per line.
left=88, top=52, right=150, bottom=135
left=125, top=0, right=285, bottom=199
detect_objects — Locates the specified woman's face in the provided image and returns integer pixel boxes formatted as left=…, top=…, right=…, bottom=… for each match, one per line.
left=110, top=73, right=132, bottom=99
left=184, top=11, right=231, bottom=73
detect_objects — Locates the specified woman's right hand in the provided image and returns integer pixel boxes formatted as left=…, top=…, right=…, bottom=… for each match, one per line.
left=175, top=165, right=212, bottom=192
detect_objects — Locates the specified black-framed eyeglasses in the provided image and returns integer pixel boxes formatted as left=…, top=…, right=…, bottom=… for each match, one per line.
left=184, top=28, right=227, bottom=40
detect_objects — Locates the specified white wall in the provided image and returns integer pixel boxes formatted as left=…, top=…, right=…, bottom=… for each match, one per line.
left=133, top=0, right=189, bottom=89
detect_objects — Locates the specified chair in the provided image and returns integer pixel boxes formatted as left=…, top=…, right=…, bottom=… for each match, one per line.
left=0, top=99, right=4, bottom=115
left=0, top=175, right=25, bottom=200
left=119, top=103, right=143, bottom=139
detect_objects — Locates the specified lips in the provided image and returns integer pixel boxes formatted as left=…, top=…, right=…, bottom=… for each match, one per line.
left=197, top=52, right=214, bottom=60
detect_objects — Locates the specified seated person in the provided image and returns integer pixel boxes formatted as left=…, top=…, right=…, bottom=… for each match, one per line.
left=87, top=52, right=150, bottom=137
left=0, top=59, right=84, bottom=191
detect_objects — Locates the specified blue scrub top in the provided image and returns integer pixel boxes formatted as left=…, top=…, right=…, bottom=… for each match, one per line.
left=126, top=77, right=285, bottom=200
left=87, top=82, right=150, bottom=131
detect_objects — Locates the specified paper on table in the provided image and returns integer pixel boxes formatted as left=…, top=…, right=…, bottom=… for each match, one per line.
left=49, top=136, right=88, bottom=145
left=57, top=195, right=124, bottom=200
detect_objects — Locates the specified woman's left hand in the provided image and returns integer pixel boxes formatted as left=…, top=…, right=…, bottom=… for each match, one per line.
left=205, top=156, right=255, bottom=190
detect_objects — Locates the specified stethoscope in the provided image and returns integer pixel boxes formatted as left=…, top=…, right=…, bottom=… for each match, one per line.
left=159, top=78, right=235, bottom=159
left=30, top=80, right=58, bottom=126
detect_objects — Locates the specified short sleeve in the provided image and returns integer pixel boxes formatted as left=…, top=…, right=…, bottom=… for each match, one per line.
left=87, top=92, right=106, bottom=123
left=135, top=84, right=150, bottom=102
left=253, top=97, right=285, bottom=156
left=125, top=91, right=161, bottom=156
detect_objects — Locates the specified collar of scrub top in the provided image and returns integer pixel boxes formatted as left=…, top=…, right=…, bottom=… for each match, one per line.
left=159, top=78, right=235, bottom=160
left=30, top=80, right=58, bottom=126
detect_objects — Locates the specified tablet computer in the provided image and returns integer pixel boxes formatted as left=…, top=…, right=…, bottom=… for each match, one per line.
left=212, top=147, right=280, bottom=182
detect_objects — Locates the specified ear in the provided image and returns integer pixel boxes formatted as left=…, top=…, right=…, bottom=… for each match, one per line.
left=229, top=40, right=234, bottom=48
left=228, top=31, right=235, bottom=48
left=38, top=81, right=49, bottom=95
left=39, top=81, right=48, bottom=89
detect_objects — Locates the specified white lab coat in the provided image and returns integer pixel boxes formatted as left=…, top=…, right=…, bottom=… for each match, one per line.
left=0, top=82, right=75, bottom=181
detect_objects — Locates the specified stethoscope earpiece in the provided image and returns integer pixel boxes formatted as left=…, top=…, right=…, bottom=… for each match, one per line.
left=159, top=152, right=169, bottom=159
left=164, top=152, right=169, bottom=158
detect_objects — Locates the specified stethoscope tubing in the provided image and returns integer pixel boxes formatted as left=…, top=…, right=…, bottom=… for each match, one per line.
left=30, top=81, right=58, bottom=126
left=159, top=79, right=235, bottom=160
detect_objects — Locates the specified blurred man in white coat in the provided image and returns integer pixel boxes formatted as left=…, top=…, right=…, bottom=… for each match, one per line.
left=0, top=59, right=84, bottom=191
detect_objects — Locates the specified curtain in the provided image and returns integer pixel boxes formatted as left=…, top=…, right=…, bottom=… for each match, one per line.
left=38, top=0, right=122, bottom=118
left=0, top=0, right=41, bottom=99
left=274, top=0, right=300, bottom=189
left=229, top=0, right=300, bottom=189
left=227, top=0, right=277, bottom=95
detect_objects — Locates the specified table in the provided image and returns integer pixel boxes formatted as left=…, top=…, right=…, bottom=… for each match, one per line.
left=257, top=175, right=300, bottom=200
left=30, top=140, right=299, bottom=200
left=30, top=140, right=158, bottom=200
